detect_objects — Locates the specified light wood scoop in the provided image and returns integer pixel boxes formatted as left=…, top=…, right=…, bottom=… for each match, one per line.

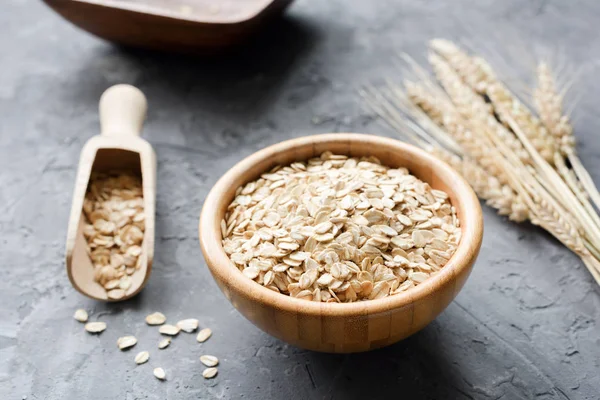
left=66, top=84, right=156, bottom=302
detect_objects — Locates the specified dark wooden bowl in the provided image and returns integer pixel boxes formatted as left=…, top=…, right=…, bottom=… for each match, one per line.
left=199, top=134, right=484, bottom=353
left=42, top=0, right=294, bottom=52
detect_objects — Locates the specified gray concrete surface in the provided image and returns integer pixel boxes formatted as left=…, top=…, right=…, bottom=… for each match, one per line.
left=2, top=0, right=600, bottom=399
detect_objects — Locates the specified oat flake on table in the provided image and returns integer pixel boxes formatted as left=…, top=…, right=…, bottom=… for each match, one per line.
left=221, top=151, right=461, bottom=303
left=153, top=367, right=166, bottom=380
left=202, top=367, right=218, bottom=379
left=84, top=321, right=107, bottom=333
left=145, top=312, right=166, bottom=325
left=117, top=335, right=137, bottom=350
left=73, top=309, right=88, bottom=322
left=200, top=355, right=219, bottom=367
left=196, top=328, right=212, bottom=343
left=159, top=324, right=180, bottom=336
left=176, top=318, right=199, bottom=333
left=134, top=351, right=150, bottom=365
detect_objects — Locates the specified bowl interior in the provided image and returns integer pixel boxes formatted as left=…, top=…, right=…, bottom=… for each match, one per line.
left=199, top=133, right=483, bottom=317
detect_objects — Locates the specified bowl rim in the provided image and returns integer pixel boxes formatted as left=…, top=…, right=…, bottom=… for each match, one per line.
left=199, top=133, right=483, bottom=317
left=54, top=0, right=284, bottom=25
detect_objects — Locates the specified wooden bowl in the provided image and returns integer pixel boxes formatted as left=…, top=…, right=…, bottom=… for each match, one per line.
left=199, top=134, right=483, bottom=353
left=42, top=0, right=294, bottom=52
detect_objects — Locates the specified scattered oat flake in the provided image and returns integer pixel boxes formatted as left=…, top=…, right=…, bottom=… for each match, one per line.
left=135, top=351, right=149, bottom=364
left=145, top=312, right=166, bottom=325
left=157, top=338, right=171, bottom=350
left=159, top=324, right=180, bottom=336
left=200, top=355, right=219, bottom=367
left=202, top=367, right=218, bottom=379
left=117, top=335, right=137, bottom=350
left=73, top=309, right=88, bottom=322
left=176, top=318, right=199, bottom=333
left=153, top=367, right=166, bottom=380
left=84, top=321, right=106, bottom=333
left=196, top=328, right=212, bottom=343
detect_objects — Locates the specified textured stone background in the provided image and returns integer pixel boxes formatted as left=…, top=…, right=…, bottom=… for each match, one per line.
left=1, top=0, right=600, bottom=399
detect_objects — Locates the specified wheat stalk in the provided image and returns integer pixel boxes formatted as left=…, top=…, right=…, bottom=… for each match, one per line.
left=368, top=83, right=600, bottom=283
left=430, top=40, right=557, bottom=164
left=534, top=62, right=575, bottom=155
left=432, top=149, right=528, bottom=222
left=433, top=42, right=596, bottom=220
left=429, top=42, right=600, bottom=257
left=398, top=56, right=588, bottom=237
left=429, top=39, right=494, bottom=94
left=362, top=39, right=600, bottom=285
left=360, top=85, right=527, bottom=222
left=427, top=53, right=532, bottom=164
left=404, top=82, right=509, bottom=184
left=534, top=63, right=600, bottom=212
left=486, top=81, right=557, bottom=164
left=390, top=80, right=527, bottom=221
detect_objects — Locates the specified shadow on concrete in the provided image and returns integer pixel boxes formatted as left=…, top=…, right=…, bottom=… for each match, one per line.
left=298, top=323, right=468, bottom=399
left=70, top=13, right=322, bottom=123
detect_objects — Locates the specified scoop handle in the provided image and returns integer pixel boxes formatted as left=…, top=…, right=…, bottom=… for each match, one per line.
left=99, top=84, right=147, bottom=137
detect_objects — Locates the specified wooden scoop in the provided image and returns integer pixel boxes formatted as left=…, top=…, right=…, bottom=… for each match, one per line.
left=66, top=84, right=156, bottom=301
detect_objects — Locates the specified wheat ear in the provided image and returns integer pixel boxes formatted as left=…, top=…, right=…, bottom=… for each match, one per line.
left=404, top=82, right=509, bottom=183
left=428, top=53, right=531, bottom=164
left=361, top=41, right=600, bottom=284
left=430, top=40, right=556, bottom=164
left=424, top=48, right=600, bottom=278
left=429, top=39, right=494, bottom=94
left=534, top=62, right=600, bottom=211
left=534, top=62, right=576, bottom=155
left=431, top=42, right=600, bottom=257
left=432, top=149, right=528, bottom=222
left=361, top=84, right=527, bottom=222
left=406, top=77, right=600, bottom=283
left=402, top=81, right=528, bottom=220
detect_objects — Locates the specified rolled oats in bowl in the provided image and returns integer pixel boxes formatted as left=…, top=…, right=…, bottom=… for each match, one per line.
left=221, top=151, right=461, bottom=303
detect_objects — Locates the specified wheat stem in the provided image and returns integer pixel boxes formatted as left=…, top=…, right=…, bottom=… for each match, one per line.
left=581, top=255, right=600, bottom=286
left=388, top=82, right=464, bottom=154
left=554, top=154, right=600, bottom=229
left=534, top=62, right=600, bottom=212
left=569, top=154, right=600, bottom=211
left=482, top=61, right=600, bottom=253
left=360, top=86, right=443, bottom=151
left=504, top=115, right=600, bottom=252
